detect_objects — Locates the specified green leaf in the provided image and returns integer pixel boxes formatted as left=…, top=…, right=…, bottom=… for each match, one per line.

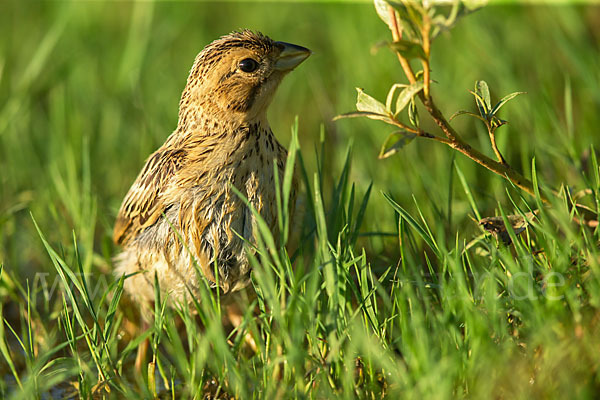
left=389, top=39, right=427, bottom=60
left=531, top=156, right=544, bottom=209
left=386, top=83, right=407, bottom=112
left=408, top=97, right=419, bottom=127
left=464, top=0, right=489, bottom=10
left=449, top=110, right=486, bottom=123
left=374, top=0, right=397, bottom=31
left=313, top=173, right=333, bottom=296
left=430, top=1, right=484, bottom=39
left=490, top=91, right=526, bottom=116
left=0, top=267, right=23, bottom=390
left=280, top=118, right=300, bottom=244
left=395, top=81, right=424, bottom=116
left=382, top=192, right=440, bottom=257
left=373, top=0, right=420, bottom=40
left=333, top=111, right=396, bottom=126
left=469, top=90, right=489, bottom=120
left=350, top=182, right=372, bottom=247
left=490, top=117, right=508, bottom=130
left=378, top=131, right=416, bottom=159
left=104, top=273, right=125, bottom=343
left=356, top=88, right=388, bottom=115
left=475, top=80, right=491, bottom=111
left=455, top=163, right=481, bottom=221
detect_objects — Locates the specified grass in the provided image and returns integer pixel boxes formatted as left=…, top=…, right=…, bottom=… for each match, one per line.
left=1, top=1, right=600, bottom=398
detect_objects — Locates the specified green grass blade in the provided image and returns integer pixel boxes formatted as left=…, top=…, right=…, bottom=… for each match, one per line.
left=383, top=192, right=440, bottom=258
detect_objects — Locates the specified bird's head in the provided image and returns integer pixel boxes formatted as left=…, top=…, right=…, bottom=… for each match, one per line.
left=178, top=30, right=311, bottom=127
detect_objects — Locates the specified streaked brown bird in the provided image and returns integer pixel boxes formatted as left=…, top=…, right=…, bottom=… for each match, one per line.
left=113, top=30, right=310, bottom=310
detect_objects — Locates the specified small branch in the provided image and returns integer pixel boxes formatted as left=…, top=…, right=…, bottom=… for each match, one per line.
left=424, top=98, right=548, bottom=202
left=423, top=97, right=463, bottom=143
left=421, top=10, right=431, bottom=99
left=421, top=62, right=431, bottom=100
left=388, top=117, right=419, bottom=133
left=488, top=129, right=506, bottom=165
left=413, top=126, right=538, bottom=199
left=388, top=6, right=417, bottom=85
left=388, top=114, right=451, bottom=145
left=449, top=139, right=545, bottom=201
left=417, top=130, right=452, bottom=145
left=385, top=5, right=548, bottom=203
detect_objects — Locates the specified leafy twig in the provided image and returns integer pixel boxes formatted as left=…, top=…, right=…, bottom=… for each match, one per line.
left=339, top=1, right=548, bottom=202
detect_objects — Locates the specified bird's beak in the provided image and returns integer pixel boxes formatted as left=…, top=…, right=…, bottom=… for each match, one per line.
left=274, top=42, right=311, bottom=72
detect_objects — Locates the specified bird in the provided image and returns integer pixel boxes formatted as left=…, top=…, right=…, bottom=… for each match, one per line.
left=112, top=30, right=310, bottom=312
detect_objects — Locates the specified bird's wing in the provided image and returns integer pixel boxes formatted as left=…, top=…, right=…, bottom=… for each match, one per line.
left=113, top=148, right=188, bottom=245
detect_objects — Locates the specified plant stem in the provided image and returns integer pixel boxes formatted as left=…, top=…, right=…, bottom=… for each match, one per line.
left=386, top=6, right=547, bottom=203
left=388, top=115, right=452, bottom=145
left=424, top=99, right=547, bottom=201
left=388, top=6, right=417, bottom=85
left=418, top=130, right=452, bottom=145
left=421, top=10, right=431, bottom=99
left=488, top=129, right=506, bottom=165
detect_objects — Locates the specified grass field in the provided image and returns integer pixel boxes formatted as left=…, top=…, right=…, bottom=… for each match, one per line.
left=1, top=1, right=600, bottom=398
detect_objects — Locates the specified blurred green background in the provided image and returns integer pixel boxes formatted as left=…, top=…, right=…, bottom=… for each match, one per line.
left=0, top=1, right=599, bottom=274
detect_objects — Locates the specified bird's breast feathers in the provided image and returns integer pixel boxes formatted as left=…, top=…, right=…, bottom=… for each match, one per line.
left=114, top=122, right=287, bottom=289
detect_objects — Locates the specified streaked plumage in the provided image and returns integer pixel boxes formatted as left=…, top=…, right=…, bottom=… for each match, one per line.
left=113, top=31, right=310, bottom=307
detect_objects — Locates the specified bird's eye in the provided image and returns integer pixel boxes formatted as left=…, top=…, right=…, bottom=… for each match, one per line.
left=238, top=58, right=259, bottom=73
